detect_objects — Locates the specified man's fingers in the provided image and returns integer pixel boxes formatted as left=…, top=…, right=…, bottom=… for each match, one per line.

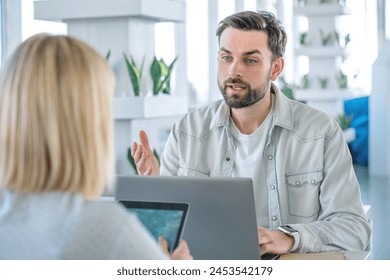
left=258, top=226, right=272, bottom=246
left=132, top=144, right=143, bottom=164
left=143, top=166, right=152, bottom=176
left=137, top=151, right=147, bottom=170
left=131, top=142, right=138, bottom=158
left=139, top=130, right=152, bottom=151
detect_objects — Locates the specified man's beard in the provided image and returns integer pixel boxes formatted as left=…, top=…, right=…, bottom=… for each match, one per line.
left=218, top=77, right=270, bottom=109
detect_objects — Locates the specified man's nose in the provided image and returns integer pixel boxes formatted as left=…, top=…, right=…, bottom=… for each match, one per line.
left=228, top=60, right=243, bottom=78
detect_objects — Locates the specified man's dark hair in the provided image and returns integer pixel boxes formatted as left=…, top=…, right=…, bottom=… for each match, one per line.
left=216, top=11, right=287, bottom=58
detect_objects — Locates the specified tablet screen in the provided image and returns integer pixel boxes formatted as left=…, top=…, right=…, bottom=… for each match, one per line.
left=119, top=201, right=189, bottom=252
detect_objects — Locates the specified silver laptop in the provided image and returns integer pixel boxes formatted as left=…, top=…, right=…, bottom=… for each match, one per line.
left=114, top=175, right=260, bottom=260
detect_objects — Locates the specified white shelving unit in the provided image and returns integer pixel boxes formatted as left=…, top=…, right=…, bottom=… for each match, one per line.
left=34, top=0, right=189, bottom=175
left=293, top=0, right=364, bottom=117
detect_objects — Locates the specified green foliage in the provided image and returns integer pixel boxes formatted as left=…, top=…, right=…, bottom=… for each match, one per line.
left=123, top=54, right=145, bottom=97
left=105, top=50, right=111, bottom=60
left=337, top=70, right=348, bottom=89
left=334, top=31, right=340, bottom=46
left=335, top=31, right=351, bottom=48
left=336, top=114, right=353, bottom=130
left=319, top=29, right=333, bottom=46
left=344, top=33, right=351, bottom=47
left=301, top=74, right=310, bottom=89
left=299, top=32, right=308, bottom=46
left=127, top=147, right=160, bottom=175
left=127, top=148, right=137, bottom=173
left=279, top=76, right=294, bottom=100
left=150, top=56, right=178, bottom=95
left=318, top=77, right=328, bottom=89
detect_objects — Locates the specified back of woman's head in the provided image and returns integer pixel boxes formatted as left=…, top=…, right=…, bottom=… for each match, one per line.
left=0, top=33, right=115, bottom=199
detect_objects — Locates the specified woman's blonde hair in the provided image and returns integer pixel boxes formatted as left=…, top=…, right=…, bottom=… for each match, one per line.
left=0, top=33, right=115, bottom=199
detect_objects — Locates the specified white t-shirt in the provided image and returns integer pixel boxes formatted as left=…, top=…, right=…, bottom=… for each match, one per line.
left=230, top=96, right=274, bottom=227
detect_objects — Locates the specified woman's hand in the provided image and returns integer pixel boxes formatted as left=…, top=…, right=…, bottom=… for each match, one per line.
left=159, top=237, right=193, bottom=260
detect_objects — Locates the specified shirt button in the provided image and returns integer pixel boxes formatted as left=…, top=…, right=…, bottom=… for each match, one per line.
left=272, top=216, right=277, bottom=221
left=268, top=155, right=273, bottom=160
left=271, top=185, right=276, bottom=190
left=311, top=179, right=316, bottom=184
left=295, top=181, right=301, bottom=186
left=226, top=157, right=230, bottom=161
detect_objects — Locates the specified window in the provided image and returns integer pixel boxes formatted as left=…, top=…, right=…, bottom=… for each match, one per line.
left=21, top=0, right=67, bottom=40
left=0, top=0, right=3, bottom=64
left=340, top=0, right=377, bottom=92
left=186, top=0, right=210, bottom=105
left=154, top=22, right=177, bottom=95
left=385, top=0, right=390, bottom=40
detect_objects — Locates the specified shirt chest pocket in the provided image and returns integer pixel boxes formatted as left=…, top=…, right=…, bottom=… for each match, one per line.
left=285, top=170, right=323, bottom=218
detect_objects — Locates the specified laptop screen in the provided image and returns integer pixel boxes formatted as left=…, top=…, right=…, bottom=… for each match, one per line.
left=119, top=200, right=189, bottom=252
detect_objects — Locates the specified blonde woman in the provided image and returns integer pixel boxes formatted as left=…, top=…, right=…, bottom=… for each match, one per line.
left=0, top=33, right=192, bottom=260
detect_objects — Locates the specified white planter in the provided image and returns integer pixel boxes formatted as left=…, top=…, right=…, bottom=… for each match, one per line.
left=343, top=127, right=356, bottom=144
left=113, top=95, right=188, bottom=120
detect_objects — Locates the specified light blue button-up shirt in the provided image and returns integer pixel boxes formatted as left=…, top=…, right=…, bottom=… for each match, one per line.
left=161, top=83, right=371, bottom=253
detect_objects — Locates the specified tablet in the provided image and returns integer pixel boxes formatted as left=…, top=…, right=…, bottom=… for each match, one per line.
left=119, top=200, right=189, bottom=252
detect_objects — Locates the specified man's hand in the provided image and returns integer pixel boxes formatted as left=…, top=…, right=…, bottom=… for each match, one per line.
left=131, top=130, right=160, bottom=176
left=258, top=226, right=294, bottom=255
left=159, top=237, right=193, bottom=260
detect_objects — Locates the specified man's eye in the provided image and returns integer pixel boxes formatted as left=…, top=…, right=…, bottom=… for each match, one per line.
left=220, top=55, right=232, bottom=62
left=245, top=58, right=257, bottom=64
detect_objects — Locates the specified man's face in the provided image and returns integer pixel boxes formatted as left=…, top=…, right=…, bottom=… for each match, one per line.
left=217, top=27, right=277, bottom=109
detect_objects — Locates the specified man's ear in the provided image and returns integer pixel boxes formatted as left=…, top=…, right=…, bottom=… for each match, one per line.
left=270, top=57, right=284, bottom=81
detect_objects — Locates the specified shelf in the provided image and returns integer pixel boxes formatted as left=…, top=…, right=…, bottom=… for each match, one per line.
left=294, top=89, right=366, bottom=101
left=34, top=0, right=185, bottom=22
left=113, top=95, right=188, bottom=120
left=295, top=3, right=351, bottom=16
left=295, top=46, right=350, bottom=58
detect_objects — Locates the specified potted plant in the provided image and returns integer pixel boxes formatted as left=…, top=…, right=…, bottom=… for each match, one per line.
left=115, top=54, right=187, bottom=119
left=150, top=56, right=178, bottom=95
left=336, top=113, right=353, bottom=130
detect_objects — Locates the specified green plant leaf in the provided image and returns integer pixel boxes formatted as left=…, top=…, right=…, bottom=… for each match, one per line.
left=336, top=114, right=353, bottom=130
left=123, top=53, right=144, bottom=96
left=105, top=49, right=111, bottom=60
left=138, top=56, right=145, bottom=80
left=150, top=57, right=163, bottom=95
left=153, top=149, right=160, bottom=166
left=161, top=56, right=178, bottom=94
left=157, top=59, right=169, bottom=94
left=159, top=59, right=169, bottom=76
left=127, top=147, right=138, bottom=175
left=279, top=76, right=295, bottom=99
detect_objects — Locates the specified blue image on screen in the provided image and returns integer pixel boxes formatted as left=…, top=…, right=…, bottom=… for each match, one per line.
left=130, top=208, right=184, bottom=251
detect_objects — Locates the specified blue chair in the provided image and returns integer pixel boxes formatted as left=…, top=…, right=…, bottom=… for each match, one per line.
left=344, top=96, right=369, bottom=166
